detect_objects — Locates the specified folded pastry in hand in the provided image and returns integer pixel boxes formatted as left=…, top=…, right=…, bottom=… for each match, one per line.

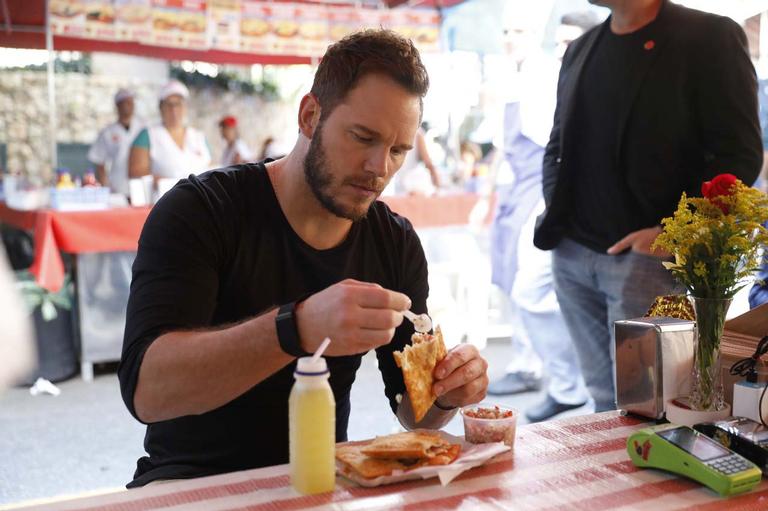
left=393, top=326, right=447, bottom=422
left=336, top=430, right=461, bottom=480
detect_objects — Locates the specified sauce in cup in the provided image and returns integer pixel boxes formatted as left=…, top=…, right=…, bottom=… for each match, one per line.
left=461, top=405, right=518, bottom=448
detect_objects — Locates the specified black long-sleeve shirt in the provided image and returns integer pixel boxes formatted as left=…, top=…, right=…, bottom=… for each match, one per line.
left=118, top=162, right=428, bottom=487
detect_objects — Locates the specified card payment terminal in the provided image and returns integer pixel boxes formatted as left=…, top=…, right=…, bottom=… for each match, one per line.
left=627, top=423, right=762, bottom=496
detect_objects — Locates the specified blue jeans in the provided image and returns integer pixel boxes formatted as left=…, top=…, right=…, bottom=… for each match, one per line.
left=512, top=201, right=588, bottom=405
left=552, top=238, right=678, bottom=411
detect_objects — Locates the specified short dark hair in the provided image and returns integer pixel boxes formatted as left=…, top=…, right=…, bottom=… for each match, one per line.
left=310, top=29, right=429, bottom=121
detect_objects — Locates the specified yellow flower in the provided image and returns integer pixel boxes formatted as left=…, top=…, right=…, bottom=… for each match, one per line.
left=653, top=179, right=768, bottom=298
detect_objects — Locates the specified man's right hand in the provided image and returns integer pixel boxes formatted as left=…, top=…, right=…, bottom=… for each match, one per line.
left=295, top=279, right=411, bottom=356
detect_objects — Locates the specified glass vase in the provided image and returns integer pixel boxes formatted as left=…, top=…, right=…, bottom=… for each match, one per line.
left=689, top=297, right=732, bottom=411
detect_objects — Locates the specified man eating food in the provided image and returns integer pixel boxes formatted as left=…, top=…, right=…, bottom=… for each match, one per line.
left=119, top=29, right=489, bottom=487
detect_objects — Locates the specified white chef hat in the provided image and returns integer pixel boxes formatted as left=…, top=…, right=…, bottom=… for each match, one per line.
left=158, top=80, right=189, bottom=102
left=114, top=88, right=134, bottom=104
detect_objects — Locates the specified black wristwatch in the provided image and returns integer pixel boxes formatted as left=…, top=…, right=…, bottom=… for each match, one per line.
left=276, top=300, right=311, bottom=358
left=434, top=398, right=457, bottom=411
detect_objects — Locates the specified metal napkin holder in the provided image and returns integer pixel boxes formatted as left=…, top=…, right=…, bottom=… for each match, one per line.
left=614, top=317, right=695, bottom=419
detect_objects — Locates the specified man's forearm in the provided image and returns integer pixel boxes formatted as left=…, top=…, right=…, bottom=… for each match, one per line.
left=133, top=308, right=293, bottom=423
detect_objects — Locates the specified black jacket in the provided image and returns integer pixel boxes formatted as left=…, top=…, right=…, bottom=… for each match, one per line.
left=534, top=0, right=762, bottom=250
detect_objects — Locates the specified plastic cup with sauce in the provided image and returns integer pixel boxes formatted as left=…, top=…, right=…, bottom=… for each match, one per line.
left=461, top=404, right=518, bottom=448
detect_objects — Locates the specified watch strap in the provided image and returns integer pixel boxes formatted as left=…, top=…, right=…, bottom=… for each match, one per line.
left=434, top=398, right=457, bottom=411
left=276, top=299, right=311, bottom=358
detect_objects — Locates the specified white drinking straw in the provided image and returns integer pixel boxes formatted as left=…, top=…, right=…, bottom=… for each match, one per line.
left=310, top=337, right=331, bottom=364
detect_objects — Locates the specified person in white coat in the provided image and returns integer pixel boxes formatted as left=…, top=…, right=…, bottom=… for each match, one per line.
left=488, top=12, right=598, bottom=422
left=88, top=89, right=144, bottom=197
left=218, top=116, right=254, bottom=167
left=128, top=80, right=211, bottom=182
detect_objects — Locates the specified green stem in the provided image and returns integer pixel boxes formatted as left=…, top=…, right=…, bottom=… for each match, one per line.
left=690, top=297, right=730, bottom=411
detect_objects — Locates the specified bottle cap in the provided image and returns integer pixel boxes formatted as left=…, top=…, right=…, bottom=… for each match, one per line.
left=295, top=356, right=328, bottom=375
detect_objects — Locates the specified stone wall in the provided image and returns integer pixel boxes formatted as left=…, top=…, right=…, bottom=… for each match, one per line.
left=0, top=70, right=297, bottom=183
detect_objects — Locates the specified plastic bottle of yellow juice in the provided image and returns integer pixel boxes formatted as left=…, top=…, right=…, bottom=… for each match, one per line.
left=289, top=356, right=336, bottom=495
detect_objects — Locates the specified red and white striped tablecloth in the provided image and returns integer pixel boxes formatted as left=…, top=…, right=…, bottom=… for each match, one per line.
left=12, top=412, right=768, bottom=510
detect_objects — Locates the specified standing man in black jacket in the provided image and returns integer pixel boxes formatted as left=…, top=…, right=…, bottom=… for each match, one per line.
left=534, top=0, right=762, bottom=412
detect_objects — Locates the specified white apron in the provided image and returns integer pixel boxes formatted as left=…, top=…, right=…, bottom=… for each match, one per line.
left=147, top=125, right=211, bottom=178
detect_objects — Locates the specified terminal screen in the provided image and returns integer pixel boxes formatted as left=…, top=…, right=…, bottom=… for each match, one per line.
left=657, top=426, right=731, bottom=461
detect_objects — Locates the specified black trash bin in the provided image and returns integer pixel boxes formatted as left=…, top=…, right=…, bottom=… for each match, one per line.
left=1, top=225, right=34, bottom=270
left=15, top=271, right=78, bottom=385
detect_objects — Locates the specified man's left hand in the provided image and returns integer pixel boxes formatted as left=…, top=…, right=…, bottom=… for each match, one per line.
left=606, top=226, right=670, bottom=257
left=432, top=344, right=489, bottom=409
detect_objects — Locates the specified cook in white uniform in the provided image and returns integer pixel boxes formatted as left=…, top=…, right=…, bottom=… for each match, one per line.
left=219, top=116, right=254, bottom=167
left=88, top=89, right=143, bottom=197
left=381, top=127, right=440, bottom=196
left=128, top=80, right=211, bottom=181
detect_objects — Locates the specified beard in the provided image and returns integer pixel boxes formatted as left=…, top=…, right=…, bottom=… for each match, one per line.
left=303, top=125, right=385, bottom=222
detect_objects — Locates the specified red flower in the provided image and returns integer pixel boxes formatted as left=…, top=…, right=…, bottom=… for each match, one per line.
left=702, top=173, right=737, bottom=213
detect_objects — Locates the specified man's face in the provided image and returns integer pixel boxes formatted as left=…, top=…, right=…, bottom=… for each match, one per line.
left=159, top=95, right=186, bottom=127
left=220, top=125, right=237, bottom=143
left=117, top=98, right=134, bottom=119
left=303, top=73, right=421, bottom=221
left=503, top=24, right=534, bottom=63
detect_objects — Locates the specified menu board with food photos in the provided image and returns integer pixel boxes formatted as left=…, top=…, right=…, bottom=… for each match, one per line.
left=209, top=0, right=240, bottom=51
left=326, top=6, right=360, bottom=45
left=83, top=0, right=117, bottom=40
left=409, top=10, right=440, bottom=52
left=50, top=0, right=441, bottom=57
left=240, top=0, right=272, bottom=54
left=50, top=0, right=88, bottom=38
left=358, top=6, right=385, bottom=34
left=390, top=9, right=439, bottom=52
left=151, top=0, right=208, bottom=49
left=268, top=2, right=303, bottom=56
left=292, top=3, right=328, bottom=57
left=115, top=0, right=152, bottom=41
